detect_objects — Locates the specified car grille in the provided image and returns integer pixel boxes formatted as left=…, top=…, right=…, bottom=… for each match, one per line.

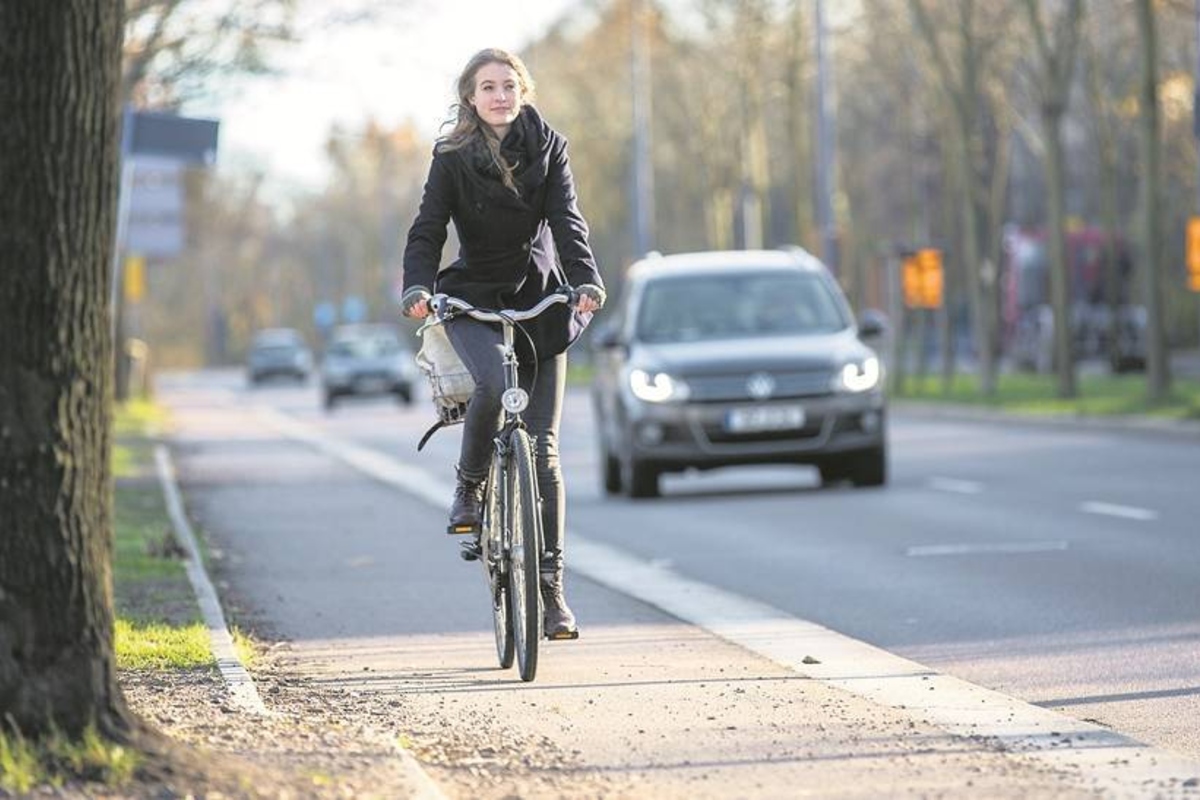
left=683, top=369, right=834, bottom=402
left=700, top=414, right=826, bottom=444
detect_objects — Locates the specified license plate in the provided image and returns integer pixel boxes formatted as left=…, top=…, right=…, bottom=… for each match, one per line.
left=725, top=405, right=806, bottom=433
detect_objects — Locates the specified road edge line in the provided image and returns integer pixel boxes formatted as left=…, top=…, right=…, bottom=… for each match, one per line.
left=154, top=444, right=269, bottom=716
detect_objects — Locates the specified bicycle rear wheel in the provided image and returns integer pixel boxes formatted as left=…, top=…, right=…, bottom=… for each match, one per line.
left=506, top=427, right=543, bottom=682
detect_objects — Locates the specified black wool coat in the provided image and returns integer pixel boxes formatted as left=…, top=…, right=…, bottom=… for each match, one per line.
left=402, top=105, right=604, bottom=362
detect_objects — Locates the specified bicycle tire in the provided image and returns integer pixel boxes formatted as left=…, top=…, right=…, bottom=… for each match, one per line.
left=507, top=427, right=543, bottom=682
left=483, top=461, right=514, bottom=669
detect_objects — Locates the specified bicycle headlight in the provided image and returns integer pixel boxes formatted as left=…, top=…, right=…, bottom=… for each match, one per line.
left=629, top=369, right=690, bottom=403
left=834, top=357, right=881, bottom=393
left=502, top=387, right=529, bottom=413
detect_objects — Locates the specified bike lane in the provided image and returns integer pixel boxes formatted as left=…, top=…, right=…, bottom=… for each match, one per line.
left=162, top=386, right=1187, bottom=799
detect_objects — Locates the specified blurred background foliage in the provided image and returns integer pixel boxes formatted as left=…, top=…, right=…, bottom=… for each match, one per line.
left=125, top=0, right=1200, bottom=395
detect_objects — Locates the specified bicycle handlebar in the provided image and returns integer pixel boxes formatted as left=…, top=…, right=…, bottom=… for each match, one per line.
left=429, top=289, right=576, bottom=324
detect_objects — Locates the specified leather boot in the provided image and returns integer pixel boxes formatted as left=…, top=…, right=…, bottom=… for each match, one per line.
left=539, top=561, right=578, bottom=639
left=448, top=469, right=485, bottom=533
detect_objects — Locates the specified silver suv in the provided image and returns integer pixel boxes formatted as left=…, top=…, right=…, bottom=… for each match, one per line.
left=590, top=249, right=886, bottom=498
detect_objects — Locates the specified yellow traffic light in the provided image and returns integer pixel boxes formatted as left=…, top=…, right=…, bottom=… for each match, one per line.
left=916, top=248, right=943, bottom=308
left=124, top=255, right=145, bottom=303
left=903, top=249, right=944, bottom=308
left=1188, top=217, right=1200, bottom=292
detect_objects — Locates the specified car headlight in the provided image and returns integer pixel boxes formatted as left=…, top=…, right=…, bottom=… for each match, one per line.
left=834, top=357, right=881, bottom=393
left=629, top=369, right=690, bottom=403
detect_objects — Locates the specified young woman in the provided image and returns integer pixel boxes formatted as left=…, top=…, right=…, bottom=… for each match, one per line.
left=400, top=48, right=605, bottom=639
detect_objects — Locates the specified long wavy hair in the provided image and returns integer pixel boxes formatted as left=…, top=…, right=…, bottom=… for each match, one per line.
left=437, top=48, right=537, bottom=192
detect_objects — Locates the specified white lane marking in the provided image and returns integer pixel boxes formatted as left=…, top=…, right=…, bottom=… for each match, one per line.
left=907, top=541, right=1069, bottom=557
left=154, top=446, right=269, bottom=715
left=254, top=407, right=1200, bottom=793
left=1080, top=501, right=1159, bottom=522
left=928, top=477, right=983, bottom=494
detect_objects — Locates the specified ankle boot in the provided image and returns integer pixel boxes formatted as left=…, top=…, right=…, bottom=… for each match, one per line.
left=539, top=562, right=578, bottom=639
left=448, top=469, right=485, bottom=533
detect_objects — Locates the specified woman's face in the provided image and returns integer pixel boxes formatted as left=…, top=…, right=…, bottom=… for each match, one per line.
left=469, top=62, right=523, bottom=131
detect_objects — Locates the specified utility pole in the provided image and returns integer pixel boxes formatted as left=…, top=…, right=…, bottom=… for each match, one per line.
left=1194, top=0, right=1200, bottom=348
left=814, top=0, right=839, bottom=276
left=631, top=0, right=656, bottom=257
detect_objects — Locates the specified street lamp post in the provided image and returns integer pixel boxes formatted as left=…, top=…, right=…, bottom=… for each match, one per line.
left=631, top=0, right=655, bottom=258
left=814, top=0, right=839, bottom=276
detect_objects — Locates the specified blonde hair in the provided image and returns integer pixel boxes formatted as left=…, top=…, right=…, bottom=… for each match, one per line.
left=437, top=48, right=537, bottom=192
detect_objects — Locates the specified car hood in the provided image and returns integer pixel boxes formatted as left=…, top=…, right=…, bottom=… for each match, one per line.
left=631, top=330, right=872, bottom=374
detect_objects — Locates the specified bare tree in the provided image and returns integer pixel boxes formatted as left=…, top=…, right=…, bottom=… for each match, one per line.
left=0, top=0, right=136, bottom=741
left=908, top=0, right=1013, bottom=396
left=122, top=0, right=295, bottom=106
left=1021, top=0, right=1085, bottom=398
left=1135, top=0, right=1171, bottom=400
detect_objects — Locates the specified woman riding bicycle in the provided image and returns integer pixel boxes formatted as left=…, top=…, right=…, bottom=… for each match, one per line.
left=399, top=48, right=605, bottom=640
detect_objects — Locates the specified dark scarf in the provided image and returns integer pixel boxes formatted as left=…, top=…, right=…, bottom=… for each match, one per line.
left=465, top=105, right=550, bottom=199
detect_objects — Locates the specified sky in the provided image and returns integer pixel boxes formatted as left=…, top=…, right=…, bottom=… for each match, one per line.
left=186, top=0, right=582, bottom=196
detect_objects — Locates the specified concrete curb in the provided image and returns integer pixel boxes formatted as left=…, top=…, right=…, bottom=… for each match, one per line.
left=894, top=399, right=1200, bottom=438
left=154, top=445, right=269, bottom=715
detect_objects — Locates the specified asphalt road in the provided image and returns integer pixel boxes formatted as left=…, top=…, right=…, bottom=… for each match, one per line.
left=158, top=368, right=1200, bottom=795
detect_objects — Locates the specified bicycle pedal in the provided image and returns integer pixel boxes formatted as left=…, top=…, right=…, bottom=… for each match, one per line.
left=546, top=629, right=580, bottom=641
left=458, top=540, right=482, bottom=561
left=446, top=523, right=479, bottom=536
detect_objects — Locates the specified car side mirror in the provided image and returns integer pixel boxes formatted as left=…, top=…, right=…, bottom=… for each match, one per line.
left=857, top=309, right=887, bottom=340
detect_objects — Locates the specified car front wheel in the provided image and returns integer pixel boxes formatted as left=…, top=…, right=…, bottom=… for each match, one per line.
left=620, top=438, right=659, bottom=499
left=600, top=435, right=622, bottom=495
left=849, top=445, right=887, bottom=487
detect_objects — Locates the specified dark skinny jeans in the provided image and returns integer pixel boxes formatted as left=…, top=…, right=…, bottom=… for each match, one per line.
left=445, top=316, right=567, bottom=564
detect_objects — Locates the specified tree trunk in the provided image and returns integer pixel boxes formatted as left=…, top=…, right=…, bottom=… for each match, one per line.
left=957, top=40, right=995, bottom=396
left=1043, top=100, right=1077, bottom=398
left=0, top=0, right=134, bottom=740
left=788, top=0, right=816, bottom=249
left=1136, top=0, right=1170, bottom=401
left=1084, top=34, right=1123, bottom=372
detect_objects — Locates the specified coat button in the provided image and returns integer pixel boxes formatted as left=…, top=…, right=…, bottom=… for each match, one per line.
left=522, top=242, right=530, bottom=252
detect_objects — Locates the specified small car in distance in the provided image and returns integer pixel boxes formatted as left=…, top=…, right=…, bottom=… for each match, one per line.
left=591, top=248, right=887, bottom=498
left=246, top=328, right=312, bottom=385
left=321, top=323, right=417, bottom=410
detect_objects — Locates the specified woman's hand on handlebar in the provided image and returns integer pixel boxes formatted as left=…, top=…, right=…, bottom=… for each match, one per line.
left=575, top=283, right=605, bottom=314
left=400, top=287, right=433, bottom=319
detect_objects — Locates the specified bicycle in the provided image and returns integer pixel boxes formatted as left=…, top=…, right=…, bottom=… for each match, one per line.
left=422, top=289, right=579, bottom=682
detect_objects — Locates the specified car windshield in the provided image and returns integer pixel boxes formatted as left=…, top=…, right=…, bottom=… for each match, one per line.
left=253, top=330, right=303, bottom=349
left=635, top=271, right=849, bottom=343
left=329, top=334, right=401, bottom=359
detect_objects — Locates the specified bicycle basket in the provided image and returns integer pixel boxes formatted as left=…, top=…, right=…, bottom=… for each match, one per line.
left=416, top=321, right=474, bottom=425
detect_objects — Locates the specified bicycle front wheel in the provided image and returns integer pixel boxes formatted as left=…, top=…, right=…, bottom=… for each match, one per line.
left=506, top=427, right=543, bottom=682
left=483, top=460, right=514, bottom=669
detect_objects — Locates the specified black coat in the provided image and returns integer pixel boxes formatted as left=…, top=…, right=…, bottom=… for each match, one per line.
left=402, top=105, right=603, bottom=362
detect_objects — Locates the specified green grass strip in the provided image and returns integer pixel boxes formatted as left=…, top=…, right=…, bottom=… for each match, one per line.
left=115, top=618, right=214, bottom=670
left=897, top=373, right=1200, bottom=420
left=0, top=724, right=139, bottom=794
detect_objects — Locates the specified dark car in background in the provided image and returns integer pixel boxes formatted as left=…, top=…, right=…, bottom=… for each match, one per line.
left=246, top=328, right=312, bottom=385
left=320, top=323, right=417, bottom=410
left=591, top=249, right=887, bottom=498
